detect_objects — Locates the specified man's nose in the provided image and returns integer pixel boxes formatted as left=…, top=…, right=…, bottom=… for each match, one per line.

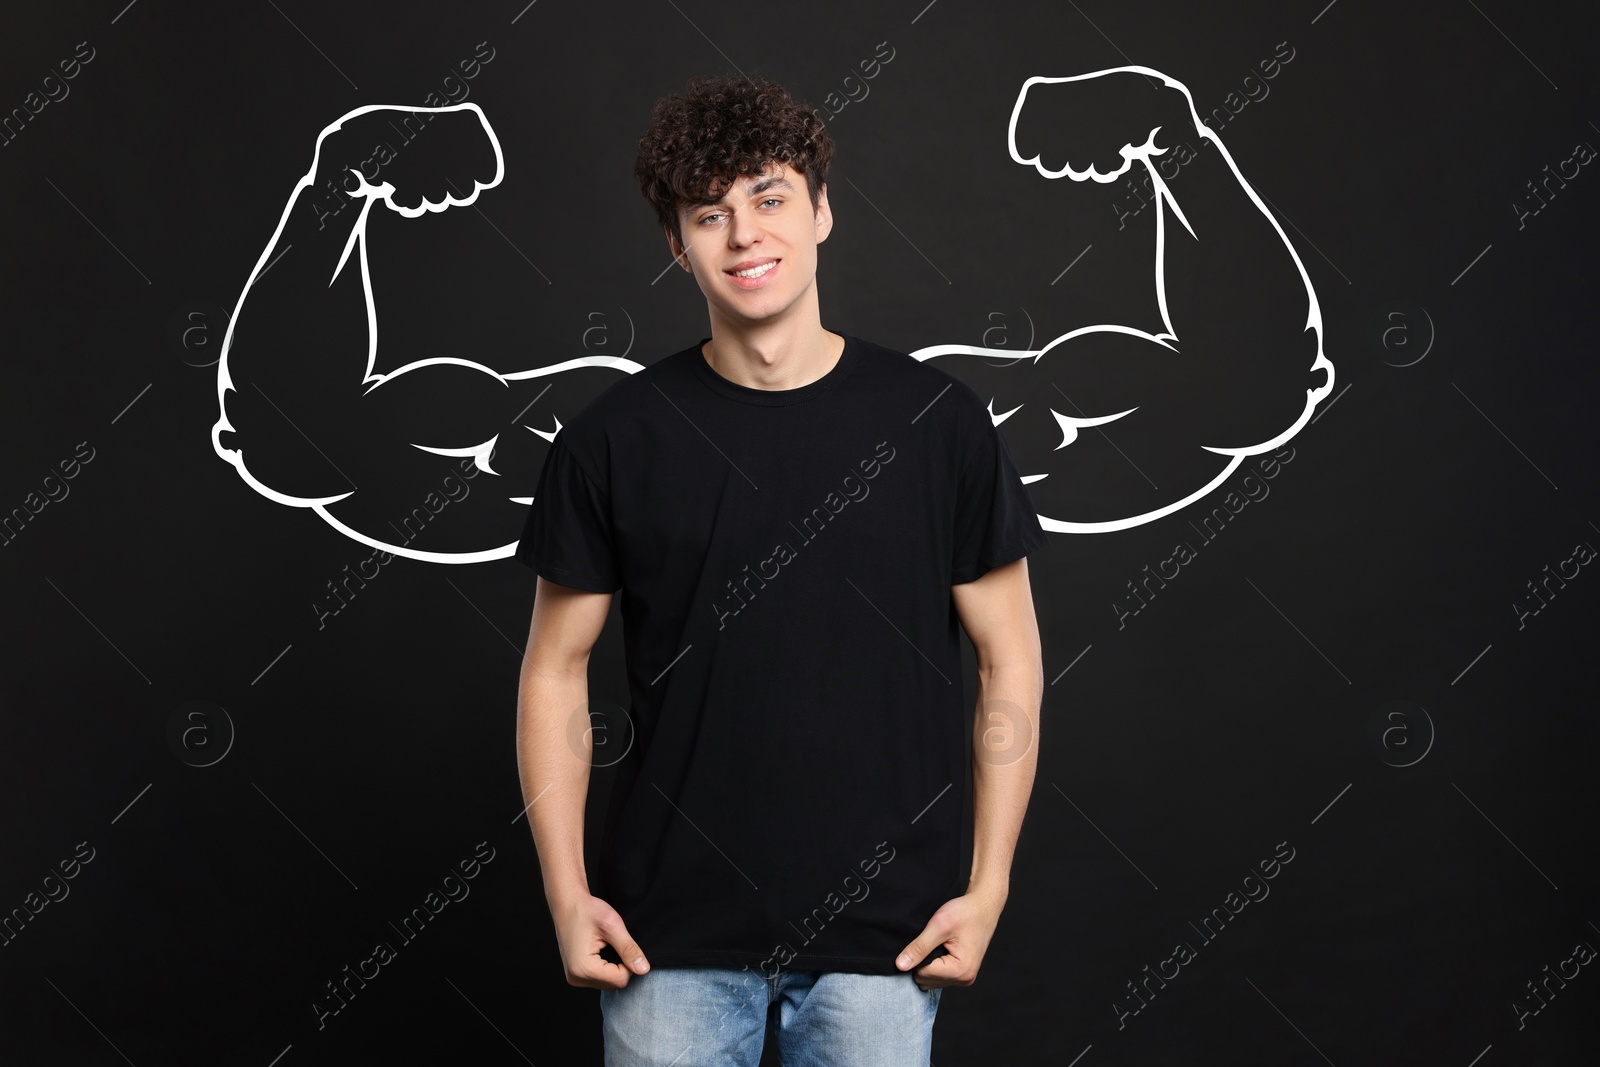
left=729, top=210, right=764, bottom=246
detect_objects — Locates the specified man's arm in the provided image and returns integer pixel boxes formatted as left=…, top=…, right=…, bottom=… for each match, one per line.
left=956, top=557, right=1045, bottom=900
left=517, top=576, right=651, bottom=988
left=896, top=556, right=1044, bottom=988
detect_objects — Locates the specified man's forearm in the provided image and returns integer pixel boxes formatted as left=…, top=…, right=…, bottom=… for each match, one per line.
left=516, top=666, right=595, bottom=910
left=968, top=658, right=1043, bottom=900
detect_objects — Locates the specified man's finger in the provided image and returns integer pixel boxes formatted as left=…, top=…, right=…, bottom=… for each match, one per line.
left=901, top=902, right=965, bottom=970
left=612, top=938, right=650, bottom=974
left=915, top=951, right=970, bottom=988
left=586, top=957, right=634, bottom=990
left=598, top=915, right=651, bottom=974
left=896, top=924, right=943, bottom=971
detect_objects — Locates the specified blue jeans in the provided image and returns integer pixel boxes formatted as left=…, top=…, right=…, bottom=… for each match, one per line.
left=600, top=966, right=942, bottom=1066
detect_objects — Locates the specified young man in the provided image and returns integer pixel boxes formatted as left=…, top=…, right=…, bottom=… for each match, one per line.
left=514, top=74, right=1047, bottom=1066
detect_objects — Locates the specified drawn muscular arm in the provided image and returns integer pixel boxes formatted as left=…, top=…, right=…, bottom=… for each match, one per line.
left=212, top=105, right=514, bottom=504
left=1006, top=67, right=1331, bottom=452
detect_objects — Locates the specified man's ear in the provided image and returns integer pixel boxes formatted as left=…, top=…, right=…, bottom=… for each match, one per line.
left=665, top=225, right=692, bottom=272
left=814, top=182, right=834, bottom=244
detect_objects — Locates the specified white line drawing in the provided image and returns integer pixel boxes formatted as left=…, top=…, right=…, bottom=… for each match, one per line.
left=916, top=65, right=1333, bottom=532
left=211, top=103, right=643, bottom=563
left=213, top=68, right=1333, bottom=561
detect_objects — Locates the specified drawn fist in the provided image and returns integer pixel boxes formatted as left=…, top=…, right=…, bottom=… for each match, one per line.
left=316, top=103, right=504, bottom=215
left=1008, top=67, right=1196, bottom=182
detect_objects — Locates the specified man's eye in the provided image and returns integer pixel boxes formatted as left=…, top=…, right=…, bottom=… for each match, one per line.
left=699, top=213, right=723, bottom=225
left=761, top=198, right=782, bottom=207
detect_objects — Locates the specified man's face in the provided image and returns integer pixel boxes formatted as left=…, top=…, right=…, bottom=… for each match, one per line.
left=667, top=161, right=833, bottom=327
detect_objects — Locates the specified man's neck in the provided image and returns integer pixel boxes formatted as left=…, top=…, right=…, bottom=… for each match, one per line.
left=700, top=310, right=844, bottom=392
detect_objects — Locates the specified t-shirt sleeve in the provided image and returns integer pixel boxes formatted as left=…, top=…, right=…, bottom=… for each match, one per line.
left=515, top=434, right=621, bottom=593
left=951, top=414, right=1050, bottom=585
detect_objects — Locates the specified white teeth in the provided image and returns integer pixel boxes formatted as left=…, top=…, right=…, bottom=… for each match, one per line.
left=732, top=261, right=776, bottom=278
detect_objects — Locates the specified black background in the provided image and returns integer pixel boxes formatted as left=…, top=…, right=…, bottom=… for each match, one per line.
left=2, top=1, right=1597, bottom=1063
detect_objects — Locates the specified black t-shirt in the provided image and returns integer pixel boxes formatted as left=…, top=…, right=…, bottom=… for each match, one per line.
left=516, top=332, right=1048, bottom=975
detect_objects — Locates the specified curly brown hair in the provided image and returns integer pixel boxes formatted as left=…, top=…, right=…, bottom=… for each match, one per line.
left=633, top=73, right=834, bottom=246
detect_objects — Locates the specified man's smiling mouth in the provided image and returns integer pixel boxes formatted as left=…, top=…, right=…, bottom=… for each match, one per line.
left=727, top=258, right=779, bottom=278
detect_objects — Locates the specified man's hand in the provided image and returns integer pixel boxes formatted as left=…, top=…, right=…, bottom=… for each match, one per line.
left=894, top=885, right=1008, bottom=991
left=551, top=892, right=651, bottom=990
